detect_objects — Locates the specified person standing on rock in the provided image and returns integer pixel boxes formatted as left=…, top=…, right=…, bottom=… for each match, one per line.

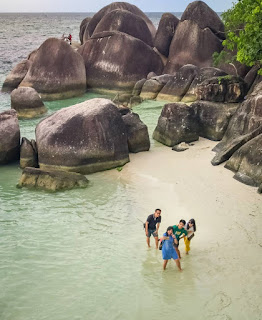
left=68, top=34, right=72, bottom=45
left=145, top=209, right=161, bottom=248
left=172, top=219, right=188, bottom=259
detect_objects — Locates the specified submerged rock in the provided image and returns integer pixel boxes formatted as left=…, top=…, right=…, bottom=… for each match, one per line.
left=0, top=110, right=20, bottom=164
left=129, top=96, right=143, bottom=107
left=122, top=112, right=150, bottom=153
left=11, top=87, right=47, bottom=119
left=78, top=31, right=163, bottom=93
left=153, top=103, right=199, bottom=147
left=36, top=98, right=130, bottom=174
left=19, top=38, right=86, bottom=100
left=132, top=79, right=147, bottom=96
left=154, top=13, right=179, bottom=57
left=2, top=60, right=31, bottom=92
left=17, top=167, right=89, bottom=191
left=20, top=137, right=38, bottom=169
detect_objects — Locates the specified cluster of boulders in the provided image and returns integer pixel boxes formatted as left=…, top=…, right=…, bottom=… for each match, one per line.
left=0, top=98, right=150, bottom=191
left=151, top=79, right=262, bottom=192
left=1, top=1, right=262, bottom=193
left=212, top=82, right=262, bottom=189
left=2, top=1, right=251, bottom=105
left=129, top=66, right=247, bottom=105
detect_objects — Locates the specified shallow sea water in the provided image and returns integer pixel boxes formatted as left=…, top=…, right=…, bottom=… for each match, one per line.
left=0, top=12, right=262, bottom=320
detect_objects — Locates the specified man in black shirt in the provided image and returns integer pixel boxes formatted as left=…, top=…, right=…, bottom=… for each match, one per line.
left=145, top=209, right=162, bottom=248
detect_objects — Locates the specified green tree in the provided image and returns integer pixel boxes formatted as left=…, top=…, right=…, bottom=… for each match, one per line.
left=214, top=0, right=262, bottom=74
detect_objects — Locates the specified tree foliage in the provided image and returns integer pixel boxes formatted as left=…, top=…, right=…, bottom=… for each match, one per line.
left=214, top=0, right=262, bottom=74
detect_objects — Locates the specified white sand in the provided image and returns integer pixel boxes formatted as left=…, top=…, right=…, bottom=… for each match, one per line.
left=107, top=137, right=262, bottom=318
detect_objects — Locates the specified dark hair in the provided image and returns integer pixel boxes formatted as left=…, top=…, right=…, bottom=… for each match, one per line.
left=166, top=226, right=173, bottom=232
left=179, top=219, right=186, bottom=226
left=187, top=219, right=196, bottom=232
left=155, top=209, right=161, bottom=212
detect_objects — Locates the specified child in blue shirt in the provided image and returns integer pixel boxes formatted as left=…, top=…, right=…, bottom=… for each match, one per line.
left=161, top=226, right=182, bottom=271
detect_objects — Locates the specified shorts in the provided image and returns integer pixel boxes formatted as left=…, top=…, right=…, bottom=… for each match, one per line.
left=147, top=229, right=158, bottom=238
left=174, top=241, right=179, bottom=248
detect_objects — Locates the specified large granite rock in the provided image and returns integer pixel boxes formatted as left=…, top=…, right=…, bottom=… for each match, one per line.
left=197, top=76, right=246, bottom=103
left=93, top=9, right=153, bottom=47
left=2, top=60, right=31, bottom=92
left=0, top=110, right=20, bottom=164
left=225, top=134, right=262, bottom=187
left=244, top=65, right=260, bottom=91
left=20, top=137, right=38, bottom=169
left=79, top=17, right=92, bottom=44
left=85, top=2, right=156, bottom=40
left=216, top=48, right=250, bottom=79
left=122, top=112, right=150, bottom=152
left=19, top=38, right=86, bottom=100
left=11, top=87, right=47, bottom=119
left=140, top=74, right=174, bottom=100
left=164, top=20, right=223, bottom=74
left=78, top=31, right=163, bottom=93
left=157, top=65, right=198, bottom=102
left=140, top=79, right=165, bottom=100
left=36, top=98, right=130, bottom=174
left=181, top=1, right=225, bottom=40
left=154, top=13, right=179, bottom=57
left=17, top=167, right=89, bottom=192
left=182, top=67, right=227, bottom=103
left=132, top=78, right=147, bottom=96
left=153, top=103, right=199, bottom=146
left=192, top=101, right=239, bottom=141
left=212, top=82, right=262, bottom=165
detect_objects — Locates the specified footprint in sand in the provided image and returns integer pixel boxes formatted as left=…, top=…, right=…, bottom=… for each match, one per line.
left=205, top=291, right=232, bottom=313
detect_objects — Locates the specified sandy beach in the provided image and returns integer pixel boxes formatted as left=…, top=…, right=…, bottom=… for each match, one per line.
left=105, top=137, right=262, bottom=318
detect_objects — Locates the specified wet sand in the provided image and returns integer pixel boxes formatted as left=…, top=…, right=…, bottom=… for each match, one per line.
left=108, top=137, right=262, bottom=318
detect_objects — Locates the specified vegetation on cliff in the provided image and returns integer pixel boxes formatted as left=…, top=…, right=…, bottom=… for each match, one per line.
left=214, top=0, right=262, bottom=74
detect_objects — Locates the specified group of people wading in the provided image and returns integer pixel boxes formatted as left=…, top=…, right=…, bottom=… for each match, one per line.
left=145, top=209, right=196, bottom=271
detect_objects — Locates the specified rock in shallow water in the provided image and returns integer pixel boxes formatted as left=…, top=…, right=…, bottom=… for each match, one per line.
left=20, top=137, right=38, bottom=169
left=0, top=110, right=20, bottom=164
left=2, top=60, right=31, bottom=92
left=17, top=167, right=89, bottom=191
left=19, top=38, right=86, bottom=100
left=78, top=31, right=163, bottom=93
left=11, top=87, right=47, bottom=119
left=36, top=98, right=130, bottom=174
